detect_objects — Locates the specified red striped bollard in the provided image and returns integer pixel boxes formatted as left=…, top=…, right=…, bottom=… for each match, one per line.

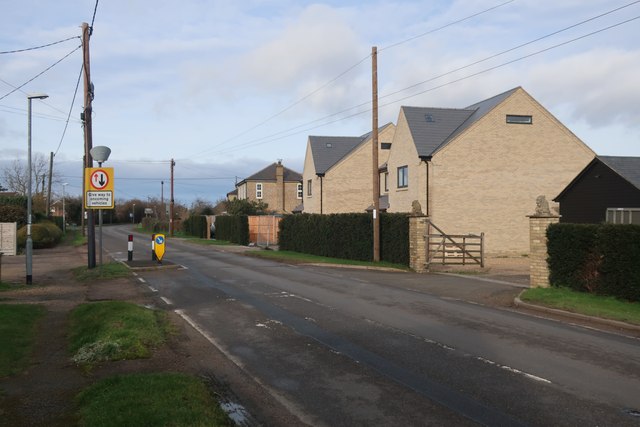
left=127, top=234, right=133, bottom=261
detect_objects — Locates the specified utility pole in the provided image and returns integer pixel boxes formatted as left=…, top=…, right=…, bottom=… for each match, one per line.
left=372, top=46, right=380, bottom=262
left=170, top=159, right=175, bottom=236
left=161, top=180, right=164, bottom=221
left=82, top=22, right=96, bottom=268
left=46, top=151, right=53, bottom=217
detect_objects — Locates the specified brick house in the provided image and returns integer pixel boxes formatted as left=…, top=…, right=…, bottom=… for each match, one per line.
left=385, top=87, right=595, bottom=254
left=301, top=123, right=396, bottom=214
left=235, top=161, right=303, bottom=214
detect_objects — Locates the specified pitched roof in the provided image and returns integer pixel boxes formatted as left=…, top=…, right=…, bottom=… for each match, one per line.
left=309, top=135, right=366, bottom=175
left=402, top=87, right=520, bottom=157
left=239, top=162, right=302, bottom=185
left=309, top=122, right=395, bottom=175
left=598, top=156, right=640, bottom=190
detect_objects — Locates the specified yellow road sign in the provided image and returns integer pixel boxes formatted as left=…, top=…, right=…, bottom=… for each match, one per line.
left=84, top=167, right=115, bottom=209
left=154, top=234, right=166, bottom=261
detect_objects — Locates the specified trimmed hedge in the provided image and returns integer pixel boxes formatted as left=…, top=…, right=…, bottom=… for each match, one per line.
left=0, top=204, right=26, bottom=227
left=16, top=221, right=63, bottom=249
left=183, top=215, right=207, bottom=238
left=215, top=215, right=249, bottom=245
left=278, top=213, right=409, bottom=265
left=547, top=223, right=640, bottom=302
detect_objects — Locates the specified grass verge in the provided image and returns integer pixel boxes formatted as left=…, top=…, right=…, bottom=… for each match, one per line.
left=520, top=287, right=640, bottom=325
left=0, top=304, right=46, bottom=377
left=76, top=372, right=233, bottom=427
left=72, top=262, right=131, bottom=281
left=69, top=301, right=170, bottom=366
left=248, top=249, right=409, bottom=270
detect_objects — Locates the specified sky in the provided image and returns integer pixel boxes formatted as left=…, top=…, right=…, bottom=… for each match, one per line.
left=1, top=0, right=639, bottom=207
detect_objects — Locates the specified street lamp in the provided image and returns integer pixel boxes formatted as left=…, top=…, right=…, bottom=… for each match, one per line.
left=62, top=183, right=68, bottom=234
left=132, top=203, right=136, bottom=224
left=26, top=93, right=48, bottom=285
left=90, top=145, right=111, bottom=266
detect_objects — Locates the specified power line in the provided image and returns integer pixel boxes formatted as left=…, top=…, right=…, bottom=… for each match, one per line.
left=182, top=0, right=517, bottom=161
left=211, top=14, right=640, bottom=156
left=0, top=44, right=82, bottom=102
left=0, top=36, right=80, bottom=55
left=53, top=65, right=84, bottom=156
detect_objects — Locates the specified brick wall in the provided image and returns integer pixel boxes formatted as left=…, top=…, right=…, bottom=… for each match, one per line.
left=528, top=215, right=560, bottom=287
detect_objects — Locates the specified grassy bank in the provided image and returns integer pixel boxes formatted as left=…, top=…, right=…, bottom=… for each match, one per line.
left=249, top=249, right=409, bottom=270
left=76, top=372, right=233, bottom=426
left=521, top=287, right=640, bottom=325
left=0, top=304, right=46, bottom=377
left=69, top=301, right=170, bottom=366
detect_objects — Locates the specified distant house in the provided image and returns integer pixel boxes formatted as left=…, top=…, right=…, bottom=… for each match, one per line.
left=235, top=161, right=302, bottom=214
left=302, top=123, right=396, bottom=214
left=385, top=87, right=595, bottom=254
left=554, top=156, right=640, bottom=224
left=226, top=188, right=238, bottom=201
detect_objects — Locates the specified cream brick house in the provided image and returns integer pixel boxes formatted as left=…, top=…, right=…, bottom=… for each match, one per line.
left=235, top=161, right=303, bottom=214
left=302, top=123, right=396, bottom=214
left=386, top=87, right=595, bottom=254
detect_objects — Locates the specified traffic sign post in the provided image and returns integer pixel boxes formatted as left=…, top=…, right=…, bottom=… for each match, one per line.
left=84, top=167, right=114, bottom=209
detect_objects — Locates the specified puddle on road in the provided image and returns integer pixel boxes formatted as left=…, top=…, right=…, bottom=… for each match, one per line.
left=219, top=400, right=251, bottom=425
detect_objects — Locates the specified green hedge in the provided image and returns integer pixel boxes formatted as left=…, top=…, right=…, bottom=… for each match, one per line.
left=278, top=213, right=409, bottom=265
left=183, top=215, right=207, bottom=238
left=215, top=215, right=249, bottom=245
left=0, top=204, right=25, bottom=227
left=16, top=221, right=63, bottom=249
left=547, top=223, right=640, bottom=302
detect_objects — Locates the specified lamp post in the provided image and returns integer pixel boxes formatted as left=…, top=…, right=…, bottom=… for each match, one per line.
left=89, top=145, right=111, bottom=266
left=62, top=183, right=68, bottom=234
left=132, top=203, right=135, bottom=224
left=26, top=93, right=48, bottom=285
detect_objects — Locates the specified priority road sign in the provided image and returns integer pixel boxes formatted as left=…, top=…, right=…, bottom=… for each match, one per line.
left=85, top=167, right=115, bottom=208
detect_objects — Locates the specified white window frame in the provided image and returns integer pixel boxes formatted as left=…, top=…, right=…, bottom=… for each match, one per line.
left=256, top=183, right=263, bottom=199
left=297, top=183, right=303, bottom=199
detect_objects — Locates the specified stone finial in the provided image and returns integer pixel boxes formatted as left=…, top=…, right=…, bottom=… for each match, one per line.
left=410, top=200, right=423, bottom=216
left=533, top=195, right=551, bottom=217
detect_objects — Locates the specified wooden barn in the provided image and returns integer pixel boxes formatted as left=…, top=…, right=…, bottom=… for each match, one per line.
left=554, top=156, right=640, bottom=224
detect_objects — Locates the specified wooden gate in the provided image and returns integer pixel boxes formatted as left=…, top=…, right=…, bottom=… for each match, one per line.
left=426, top=220, right=484, bottom=268
left=248, top=215, right=282, bottom=247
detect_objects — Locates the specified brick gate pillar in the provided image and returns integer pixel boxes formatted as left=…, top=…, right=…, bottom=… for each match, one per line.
left=409, top=215, right=429, bottom=273
left=527, top=196, right=560, bottom=287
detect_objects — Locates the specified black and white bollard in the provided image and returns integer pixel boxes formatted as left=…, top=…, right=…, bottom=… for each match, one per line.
left=151, top=234, right=157, bottom=261
left=127, top=234, right=133, bottom=261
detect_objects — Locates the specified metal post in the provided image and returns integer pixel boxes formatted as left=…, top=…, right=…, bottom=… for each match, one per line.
left=128, top=234, right=133, bottom=261
left=62, top=183, right=67, bottom=234
left=26, top=97, right=33, bottom=284
left=99, top=208, right=103, bottom=266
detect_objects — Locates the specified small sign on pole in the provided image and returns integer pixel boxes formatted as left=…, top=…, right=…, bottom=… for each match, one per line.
left=154, top=234, right=166, bottom=262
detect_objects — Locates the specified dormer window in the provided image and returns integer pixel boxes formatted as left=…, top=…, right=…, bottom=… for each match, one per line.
left=425, top=114, right=434, bottom=123
left=506, top=114, right=532, bottom=124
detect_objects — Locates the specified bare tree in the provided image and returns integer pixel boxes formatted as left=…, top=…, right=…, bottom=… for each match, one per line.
left=1, top=154, right=53, bottom=196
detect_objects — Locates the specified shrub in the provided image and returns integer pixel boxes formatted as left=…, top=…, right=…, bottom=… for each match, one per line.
left=182, top=215, right=207, bottom=238
left=215, top=215, right=249, bottom=245
left=0, top=204, right=26, bottom=227
left=16, top=221, right=63, bottom=249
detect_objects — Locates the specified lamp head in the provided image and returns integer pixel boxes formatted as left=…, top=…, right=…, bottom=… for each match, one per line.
left=27, top=93, right=49, bottom=100
left=90, top=146, right=111, bottom=163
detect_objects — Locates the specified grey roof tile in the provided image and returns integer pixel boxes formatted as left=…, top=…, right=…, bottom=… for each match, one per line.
left=309, top=135, right=365, bottom=175
left=241, top=162, right=302, bottom=183
left=598, top=156, right=640, bottom=190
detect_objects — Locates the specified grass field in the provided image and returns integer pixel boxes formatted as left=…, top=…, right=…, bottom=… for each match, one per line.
left=68, top=301, right=170, bottom=366
left=76, top=372, right=233, bottom=427
left=521, top=287, right=640, bottom=325
left=0, top=304, right=46, bottom=377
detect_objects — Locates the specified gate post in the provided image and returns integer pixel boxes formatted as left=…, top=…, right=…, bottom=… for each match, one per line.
left=527, top=196, right=560, bottom=288
left=409, top=214, right=429, bottom=273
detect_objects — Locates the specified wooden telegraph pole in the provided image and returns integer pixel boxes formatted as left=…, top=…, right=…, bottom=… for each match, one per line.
left=372, top=46, right=380, bottom=262
left=170, top=159, right=175, bottom=236
left=82, top=22, right=96, bottom=268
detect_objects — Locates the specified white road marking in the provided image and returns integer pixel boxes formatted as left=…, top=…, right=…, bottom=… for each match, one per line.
left=148, top=286, right=158, bottom=292
left=476, top=356, right=552, bottom=384
left=137, top=277, right=146, bottom=284
left=160, top=296, right=173, bottom=305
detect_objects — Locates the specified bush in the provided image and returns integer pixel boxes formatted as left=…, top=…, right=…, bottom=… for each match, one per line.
left=279, top=213, right=409, bottom=265
left=547, top=223, right=640, bottom=302
left=0, top=204, right=26, bottom=227
left=16, top=221, right=63, bottom=249
left=215, top=215, right=249, bottom=245
left=183, top=215, right=207, bottom=238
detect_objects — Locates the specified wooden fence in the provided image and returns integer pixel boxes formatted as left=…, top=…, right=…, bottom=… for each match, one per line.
left=248, top=215, right=282, bottom=247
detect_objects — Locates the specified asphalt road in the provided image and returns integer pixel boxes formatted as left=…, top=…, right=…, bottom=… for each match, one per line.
left=102, top=225, right=640, bottom=426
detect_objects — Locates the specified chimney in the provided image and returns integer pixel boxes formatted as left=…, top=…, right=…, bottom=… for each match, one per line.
left=276, top=160, right=285, bottom=212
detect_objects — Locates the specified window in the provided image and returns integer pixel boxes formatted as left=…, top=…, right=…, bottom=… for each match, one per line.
left=381, top=142, right=392, bottom=150
left=397, top=166, right=408, bottom=188
left=506, top=114, right=532, bottom=124
left=384, top=172, right=389, bottom=192
left=256, top=183, right=263, bottom=199
left=297, top=183, right=303, bottom=199
left=307, top=179, right=312, bottom=196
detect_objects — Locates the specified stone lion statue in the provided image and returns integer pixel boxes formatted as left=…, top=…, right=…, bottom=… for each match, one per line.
left=534, top=195, right=551, bottom=216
